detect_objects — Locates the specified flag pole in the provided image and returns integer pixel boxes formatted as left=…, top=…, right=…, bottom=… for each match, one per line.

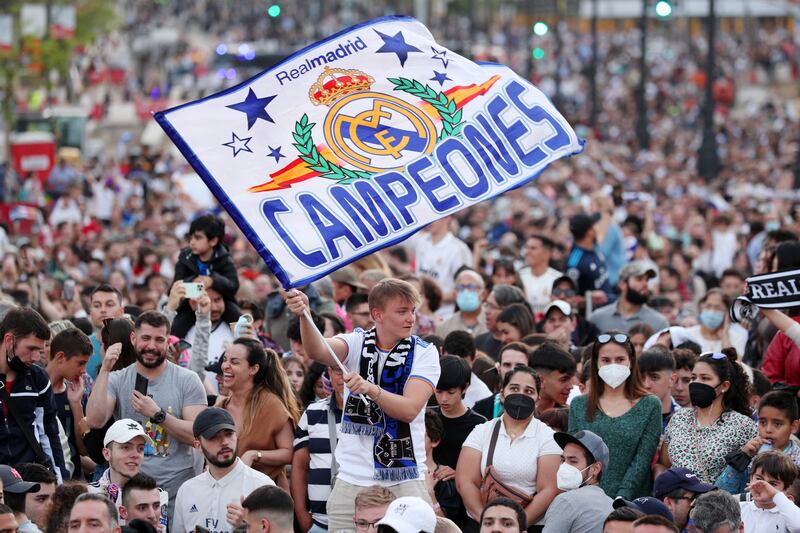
left=301, top=307, right=369, bottom=405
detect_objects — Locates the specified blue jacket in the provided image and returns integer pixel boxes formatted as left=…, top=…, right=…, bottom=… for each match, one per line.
left=0, top=364, right=66, bottom=477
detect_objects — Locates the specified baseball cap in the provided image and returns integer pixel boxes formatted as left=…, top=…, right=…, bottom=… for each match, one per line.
left=104, top=419, right=155, bottom=447
left=376, top=497, right=436, bottom=533
left=193, top=407, right=237, bottom=439
left=0, top=465, right=40, bottom=494
left=544, top=300, right=572, bottom=319
left=619, top=261, right=657, bottom=281
left=554, top=430, right=610, bottom=471
left=569, top=212, right=601, bottom=239
left=330, top=267, right=366, bottom=290
left=653, top=467, right=715, bottom=499
left=613, top=497, right=673, bottom=522
left=205, top=354, right=225, bottom=375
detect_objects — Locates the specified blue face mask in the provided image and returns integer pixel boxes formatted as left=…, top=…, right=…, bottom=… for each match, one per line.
left=699, top=309, right=725, bottom=330
left=456, top=290, right=481, bottom=312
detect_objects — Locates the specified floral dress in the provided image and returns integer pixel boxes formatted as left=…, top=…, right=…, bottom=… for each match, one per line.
left=664, top=407, right=758, bottom=483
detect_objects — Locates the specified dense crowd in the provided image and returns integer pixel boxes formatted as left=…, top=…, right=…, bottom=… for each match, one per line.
left=2, top=2, right=800, bottom=533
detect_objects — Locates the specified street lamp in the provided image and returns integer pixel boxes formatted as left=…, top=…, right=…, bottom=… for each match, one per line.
left=697, top=0, right=720, bottom=180
left=636, top=0, right=650, bottom=150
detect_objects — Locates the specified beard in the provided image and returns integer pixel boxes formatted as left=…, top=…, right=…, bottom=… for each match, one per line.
left=136, top=349, right=166, bottom=369
left=201, top=443, right=237, bottom=468
left=625, top=286, right=649, bottom=305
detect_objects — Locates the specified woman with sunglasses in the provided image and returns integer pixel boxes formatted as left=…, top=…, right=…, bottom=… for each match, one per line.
left=568, top=332, right=661, bottom=499
left=658, top=350, right=756, bottom=484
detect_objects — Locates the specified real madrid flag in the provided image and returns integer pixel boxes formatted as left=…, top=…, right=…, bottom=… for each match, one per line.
left=155, top=16, right=584, bottom=289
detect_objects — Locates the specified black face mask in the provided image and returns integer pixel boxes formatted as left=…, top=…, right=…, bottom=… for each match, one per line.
left=689, top=382, right=718, bottom=408
left=625, top=286, right=649, bottom=305
left=6, top=340, right=30, bottom=375
left=503, top=393, right=536, bottom=420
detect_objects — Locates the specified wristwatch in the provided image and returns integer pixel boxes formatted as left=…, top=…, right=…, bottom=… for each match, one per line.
left=150, top=409, right=167, bottom=425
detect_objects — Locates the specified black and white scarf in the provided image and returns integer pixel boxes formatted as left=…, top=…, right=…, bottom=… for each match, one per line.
left=730, top=268, right=800, bottom=322
left=340, top=328, right=419, bottom=481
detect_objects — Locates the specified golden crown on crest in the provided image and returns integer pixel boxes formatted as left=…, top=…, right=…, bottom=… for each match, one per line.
left=309, top=67, right=375, bottom=107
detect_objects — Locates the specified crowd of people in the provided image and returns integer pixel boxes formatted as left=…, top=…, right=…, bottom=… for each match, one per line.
left=1, top=2, right=800, bottom=533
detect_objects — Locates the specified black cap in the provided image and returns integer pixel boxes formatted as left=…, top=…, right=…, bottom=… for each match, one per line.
left=612, top=497, right=673, bottom=522
left=569, top=212, right=601, bottom=239
left=205, top=354, right=225, bottom=375
left=0, top=465, right=40, bottom=494
left=192, top=407, right=237, bottom=439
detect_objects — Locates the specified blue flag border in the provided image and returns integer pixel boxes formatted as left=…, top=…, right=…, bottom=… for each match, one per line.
left=154, top=16, right=584, bottom=289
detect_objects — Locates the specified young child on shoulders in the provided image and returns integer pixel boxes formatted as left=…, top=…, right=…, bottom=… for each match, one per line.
left=171, top=214, right=240, bottom=337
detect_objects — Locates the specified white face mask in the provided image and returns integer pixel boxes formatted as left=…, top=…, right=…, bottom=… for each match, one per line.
left=598, top=364, right=631, bottom=389
left=556, top=463, right=592, bottom=491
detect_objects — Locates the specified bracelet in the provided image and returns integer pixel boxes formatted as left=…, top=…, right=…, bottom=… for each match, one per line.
left=432, top=503, right=441, bottom=511
left=374, top=387, right=383, bottom=402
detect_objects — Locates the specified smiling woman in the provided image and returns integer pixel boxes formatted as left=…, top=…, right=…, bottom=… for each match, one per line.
left=217, top=339, right=300, bottom=490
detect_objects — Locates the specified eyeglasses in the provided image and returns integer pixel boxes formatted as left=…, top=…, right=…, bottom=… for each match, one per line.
left=597, top=333, right=629, bottom=344
left=552, top=288, right=576, bottom=298
left=456, top=284, right=481, bottom=291
left=353, top=519, right=381, bottom=531
left=482, top=301, right=501, bottom=310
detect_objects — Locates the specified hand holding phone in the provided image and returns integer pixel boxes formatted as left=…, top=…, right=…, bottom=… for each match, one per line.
left=184, top=283, right=204, bottom=299
left=135, top=373, right=149, bottom=396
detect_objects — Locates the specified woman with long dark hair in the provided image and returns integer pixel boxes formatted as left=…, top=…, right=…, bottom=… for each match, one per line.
left=495, top=304, right=535, bottom=346
left=568, top=332, right=661, bottom=499
left=218, top=338, right=301, bottom=489
left=659, top=349, right=756, bottom=483
left=100, top=317, right=137, bottom=371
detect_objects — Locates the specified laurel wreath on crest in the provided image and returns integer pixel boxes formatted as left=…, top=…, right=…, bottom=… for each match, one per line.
left=292, top=77, right=464, bottom=184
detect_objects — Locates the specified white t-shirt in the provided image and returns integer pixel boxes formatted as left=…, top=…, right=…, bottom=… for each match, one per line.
left=335, top=329, right=441, bottom=486
left=463, top=417, right=561, bottom=509
left=413, top=232, right=472, bottom=317
left=172, top=459, right=275, bottom=533
left=519, top=266, right=563, bottom=316
left=686, top=324, right=747, bottom=358
left=464, top=372, right=493, bottom=408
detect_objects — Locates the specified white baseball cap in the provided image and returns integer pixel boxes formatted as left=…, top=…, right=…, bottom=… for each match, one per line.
left=544, top=299, right=572, bottom=318
left=376, top=497, right=436, bottom=533
left=104, top=418, right=155, bottom=447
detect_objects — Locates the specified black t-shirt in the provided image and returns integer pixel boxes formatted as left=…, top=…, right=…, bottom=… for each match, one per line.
left=433, top=407, right=487, bottom=468
left=53, top=390, right=82, bottom=479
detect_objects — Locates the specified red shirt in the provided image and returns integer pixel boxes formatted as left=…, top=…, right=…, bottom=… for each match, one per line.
left=762, top=316, right=800, bottom=387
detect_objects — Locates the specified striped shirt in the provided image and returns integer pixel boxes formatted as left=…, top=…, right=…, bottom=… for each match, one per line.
left=294, top=396, right=341, bottom=528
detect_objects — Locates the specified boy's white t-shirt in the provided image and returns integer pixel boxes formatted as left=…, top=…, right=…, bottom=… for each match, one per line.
left=334, top=328, right=441, bottom=486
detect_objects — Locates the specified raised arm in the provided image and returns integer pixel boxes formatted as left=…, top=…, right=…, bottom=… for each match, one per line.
left=284, top=289, right=348, bottom=367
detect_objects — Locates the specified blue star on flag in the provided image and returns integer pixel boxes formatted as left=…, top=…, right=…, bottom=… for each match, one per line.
left=430, top=71, right=451, bottom=87
left=431, top=47, right=449, bottom=69
left=268, top=145, right=285, bottom=163
left=222, top=133, right=253, bottom=157
left=374, top=30, right=422, bottom=67
left=226, top=88, right=277, bottom=130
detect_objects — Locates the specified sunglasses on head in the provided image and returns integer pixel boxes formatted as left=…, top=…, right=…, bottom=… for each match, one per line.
left=703, top=352, right=727, bottom=360
left=597, top=333, right=629, bottom=344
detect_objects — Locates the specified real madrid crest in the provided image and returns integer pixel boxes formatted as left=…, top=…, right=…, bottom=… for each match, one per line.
left=290, top=66, right=464, bottom=185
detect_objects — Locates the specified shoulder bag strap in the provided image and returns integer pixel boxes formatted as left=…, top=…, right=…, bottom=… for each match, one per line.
left=327, top=404, right=338, bottom=484
left=0, top=381, right=50, bottom=464
left=486, top=418, right=502, bottom=468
